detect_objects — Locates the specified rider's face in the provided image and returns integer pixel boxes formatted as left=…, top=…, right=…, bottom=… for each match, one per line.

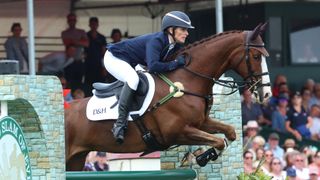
left=173, top=27, right=189, bottom=43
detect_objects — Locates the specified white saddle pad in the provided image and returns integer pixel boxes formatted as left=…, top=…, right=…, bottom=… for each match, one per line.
left=86, top=73, right=155, bottom=121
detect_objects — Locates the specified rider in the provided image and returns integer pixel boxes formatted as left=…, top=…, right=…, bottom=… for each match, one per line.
left=104, top=11, right=194, bottom=144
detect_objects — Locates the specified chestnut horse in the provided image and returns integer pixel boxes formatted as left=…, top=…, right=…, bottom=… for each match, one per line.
left=65, top=24, right=270, bottom=170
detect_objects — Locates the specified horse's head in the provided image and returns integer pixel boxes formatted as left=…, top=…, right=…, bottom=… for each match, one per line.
left=232, top=23, right=272, bottom=103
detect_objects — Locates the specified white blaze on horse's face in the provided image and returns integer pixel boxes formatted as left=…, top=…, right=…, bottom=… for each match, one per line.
left=255, top=56, right=272, bottom=104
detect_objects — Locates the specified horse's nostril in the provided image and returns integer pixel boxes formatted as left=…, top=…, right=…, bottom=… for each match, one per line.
left=264, top=92, right=270, bottom=98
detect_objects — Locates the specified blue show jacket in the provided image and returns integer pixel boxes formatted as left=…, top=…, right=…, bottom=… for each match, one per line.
left=107, top=32, right=182, bottom=73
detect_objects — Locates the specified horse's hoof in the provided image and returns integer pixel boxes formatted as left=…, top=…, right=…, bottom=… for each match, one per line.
left=195, top=155, right=209, bottom=167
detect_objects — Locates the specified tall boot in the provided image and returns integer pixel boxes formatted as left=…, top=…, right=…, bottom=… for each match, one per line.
left=111, top=83, right=135, bottom=144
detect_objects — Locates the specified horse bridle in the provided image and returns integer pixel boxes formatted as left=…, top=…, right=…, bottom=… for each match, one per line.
left=182, top=32, right=270, bottom=96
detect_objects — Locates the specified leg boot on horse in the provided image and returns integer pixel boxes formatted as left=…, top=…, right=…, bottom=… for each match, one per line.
left=111, top=83, right=135, bottom=144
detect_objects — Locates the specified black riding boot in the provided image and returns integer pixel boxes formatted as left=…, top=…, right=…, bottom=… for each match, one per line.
left=111, top=83, right=135, bottom=144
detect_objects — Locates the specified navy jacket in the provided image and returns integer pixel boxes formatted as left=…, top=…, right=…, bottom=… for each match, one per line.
left=107, top=32, right=182, bottom=73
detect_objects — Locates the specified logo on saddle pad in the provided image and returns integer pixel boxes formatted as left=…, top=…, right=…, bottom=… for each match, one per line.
left=0, top=116, right=32, bottom=179
left=86, top=73, right=155, bottom=121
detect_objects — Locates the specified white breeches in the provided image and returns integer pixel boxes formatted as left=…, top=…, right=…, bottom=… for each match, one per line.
left=103, top=51, right=139, bottom=91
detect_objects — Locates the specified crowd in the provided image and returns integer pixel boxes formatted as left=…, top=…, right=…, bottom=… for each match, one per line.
left=4, top=13, right=121, bottom=100
left=242, top=74, right=320, bottom=179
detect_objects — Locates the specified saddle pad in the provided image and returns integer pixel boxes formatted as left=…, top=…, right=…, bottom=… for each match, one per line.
left=86, top=73, right=155, bottom=121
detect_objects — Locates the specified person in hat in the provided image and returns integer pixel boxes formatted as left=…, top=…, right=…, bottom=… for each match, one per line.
left=243, top=120, right=260, bottom=150
left=93, top=151, right=109, bottom=171
left=283, top=138, right=297, bottom=152
left=264, top=132, right=284, bottom=162
left=285, top=91, right=312, bottom=140
left=104, top=11, right=194, bottom=144
left=286, top=167, right=297, bottom=180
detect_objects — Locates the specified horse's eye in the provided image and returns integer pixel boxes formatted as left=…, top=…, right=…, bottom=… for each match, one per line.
left=253, top=54, right=261, bottom=60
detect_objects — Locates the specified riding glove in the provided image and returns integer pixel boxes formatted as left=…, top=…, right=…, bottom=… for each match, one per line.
left=176, top=55, right=186, bottom=67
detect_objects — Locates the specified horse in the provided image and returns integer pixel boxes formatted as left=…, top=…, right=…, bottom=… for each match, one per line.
left=65, top=23, right=271, bottom=171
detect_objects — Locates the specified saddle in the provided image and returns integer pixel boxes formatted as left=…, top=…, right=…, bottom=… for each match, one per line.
left=92, top=72, right=149, bottom=111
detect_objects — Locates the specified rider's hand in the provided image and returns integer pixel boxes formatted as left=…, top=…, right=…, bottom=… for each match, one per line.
left=176, top=55, right=186, bottom=67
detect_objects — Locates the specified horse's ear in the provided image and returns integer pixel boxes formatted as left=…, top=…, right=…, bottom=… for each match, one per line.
left=249, top=23, right=262, bottom=41
left=259, top=22, right=268, bottom=34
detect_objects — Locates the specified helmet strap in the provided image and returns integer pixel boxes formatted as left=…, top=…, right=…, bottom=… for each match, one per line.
left=167, top=27, right=177, bottom=43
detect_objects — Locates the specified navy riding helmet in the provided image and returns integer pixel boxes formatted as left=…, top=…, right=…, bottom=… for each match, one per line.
left=161, top=11, right=194, bottom=31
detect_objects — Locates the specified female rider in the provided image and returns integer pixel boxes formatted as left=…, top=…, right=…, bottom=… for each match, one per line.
left=104, top=11, right=194, bottom=144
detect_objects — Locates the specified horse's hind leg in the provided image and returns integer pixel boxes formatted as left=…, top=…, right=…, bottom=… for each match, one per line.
left=200, top=117, right=236, bottom=142
left=66, top=151, right=89, bottom=171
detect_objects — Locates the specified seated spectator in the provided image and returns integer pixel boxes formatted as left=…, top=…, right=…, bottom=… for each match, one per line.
left=269, top=157, right=286, bottom=180
left=253, top=147, right=265, bottom=169
left=283, top=138, right=297, bottom=153
left=286, top=167, right=297, bottom=180
left=243, top=150, right=255, bottom=174
left=285, top=91, right=312, bottom=140
left=308, top=166, right=319, bottom=180
left=310, top=83, right=320, bottom=107
left=261, top=149, right=273, bottom=175
left=303, top=78, right=315, bottom=95
left=292, top=153, right=309, bottom=180
left=72, top=88, right=85, bottom=99
left=309, top=104, right=320, bottom=140
left=264, top=132, right=285, bottom=162
left=309, top=151, right=320, bottom=177
left=251, top=136, right=266, bottom=153
left=301, top=88, right=312, bottom=113
left=271, top=93, right=289, bottom=133
left=272, top=74, right=288, bottom=98
left=93, top=152, right=109, bottom=171
left=284, top=150, right=300, bottom=170
left=241, top=89, right=269, bottom=126
left=243, top=120, right=260, bottom=149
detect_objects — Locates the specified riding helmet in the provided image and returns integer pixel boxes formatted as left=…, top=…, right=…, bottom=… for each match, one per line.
left=161, top=11, right=194, bottom=31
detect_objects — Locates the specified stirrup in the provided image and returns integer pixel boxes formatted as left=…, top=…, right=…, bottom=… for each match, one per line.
left=111, top=124, right=127, bottom=144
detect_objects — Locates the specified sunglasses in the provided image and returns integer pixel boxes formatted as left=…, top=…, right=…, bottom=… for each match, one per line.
left=272, top=162, right=281, bottom=165
left=296, top=159, right=304, bottom=162
left=245, top=156, right=253, bottom=160
left=265, top=154, right=273, bottom=157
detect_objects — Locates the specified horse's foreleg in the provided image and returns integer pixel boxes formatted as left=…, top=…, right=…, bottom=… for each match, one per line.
left=200, top=117, right=236, bottom=142
left=176, top=125, right=225, bottom=150
left=66, top=151, right=89, bottom=171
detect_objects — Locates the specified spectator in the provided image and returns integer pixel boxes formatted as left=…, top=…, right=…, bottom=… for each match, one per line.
left=309, top=151, right=320, bottom=177
left=269, top=157, right=286, bottom=180
left=292, top=153, right=309, bottom=180
left=286, top=91, right=312, bottom=140
left=264, top=132, right=285, bottom=162
left=57, top=72, right=73, bottom=109
left=310, top=83, right=320, bottom=107
left=283, top=138, right=297, bottom=153
left=253, top=147, right=265, bottom=169
left=303, top=78, right=315, bottom=95
left=271, top=93, right=289, bottom=133
left=301, top=88, right=312, bottom=113
left=308, top=166, right=319, bottom=180
left=243, top=150, right=255, bottom=174
left=243, top=120, right=260, bottom=149
left=286, top=167, right=297, bottom=180
left=309, top=104, right=320, bottom=140
left=4, top=22, right=28, bottom=73
left=83, top=151, right=97, bottom=171
left=272, top=74, right=288, bottom=98
left=251, top=136, right=266, bottom=153
left=61, top=13, right=89, bottom=91
left=284, top=150, right=300, bottom=170
left=110, top=28, right=122, bottom=43
left=261, top=149, right=273, bottom=175
left=72, top=88, right=85, bottom=99
left=241, top=89, right=269, bottom=126
left=39, top=46, right=76, bottom=75
left=84, top=17, right=107, bottom=96
left=93, top=152, right=109, bottom=171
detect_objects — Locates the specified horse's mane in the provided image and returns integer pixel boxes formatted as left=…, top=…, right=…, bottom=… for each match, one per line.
left=182, top=30, right=243, bottom=52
